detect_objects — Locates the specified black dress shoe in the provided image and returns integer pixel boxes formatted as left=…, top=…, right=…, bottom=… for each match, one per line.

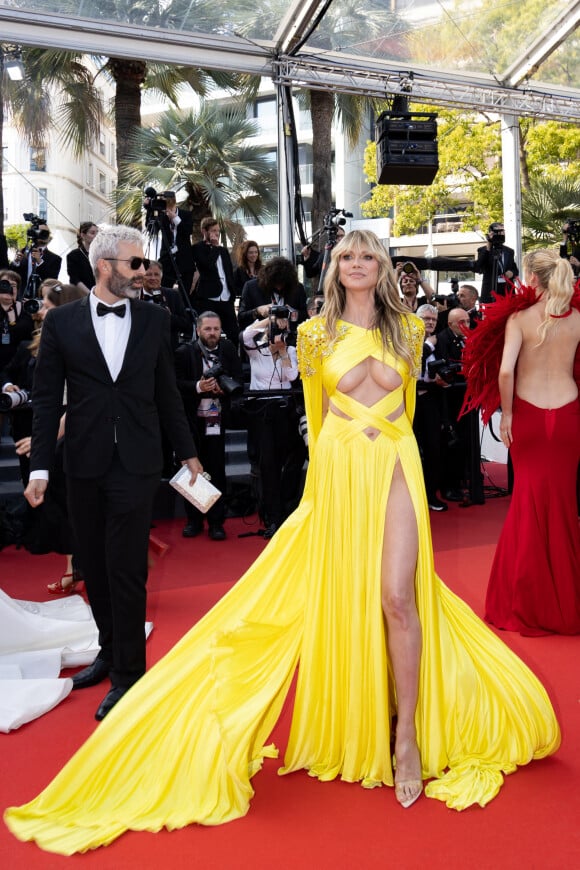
left=428, top=498, right=448, bottom=512
left=208, top=524, right=226, bottom=541
left=444, top=488, right=465, bottom=502
left=72, top=658, right=111, bottom=690
left=95, top=686, right=128, bottom=721
left=182, top=523, right=202, bottom=538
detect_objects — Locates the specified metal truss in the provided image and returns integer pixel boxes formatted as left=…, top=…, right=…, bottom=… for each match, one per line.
left=273, top=56, right=580, bottom=122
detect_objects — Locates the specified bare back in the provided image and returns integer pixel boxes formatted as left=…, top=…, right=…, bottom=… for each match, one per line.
left=512, top=304, right=580, bottom=408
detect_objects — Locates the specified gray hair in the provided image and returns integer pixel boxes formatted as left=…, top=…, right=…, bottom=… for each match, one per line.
left=197, top=310, right=222, bottom=325
left=417, top=303, right=437, bottom=317
left=89, top=225, right=144, bottom=272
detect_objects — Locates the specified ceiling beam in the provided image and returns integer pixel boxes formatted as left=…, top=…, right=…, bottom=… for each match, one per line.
left=273, top=0, right=332, bottom=54
left=501, top=0, right=580, bottom=88
left=1, top=9, right=579, bottom=122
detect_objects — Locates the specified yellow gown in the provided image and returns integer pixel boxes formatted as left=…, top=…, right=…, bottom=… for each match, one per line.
left=4, top=315, right=560, bottom=855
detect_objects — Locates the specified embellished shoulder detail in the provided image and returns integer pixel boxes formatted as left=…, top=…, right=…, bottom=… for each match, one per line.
left=297, top=316, right=349, bottom=378
left=400, top=313, right=425, bottom=376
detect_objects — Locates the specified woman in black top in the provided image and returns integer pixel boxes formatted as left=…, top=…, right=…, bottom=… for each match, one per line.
left=66, top=222, right=98, bottom=292
left=233, top=239, right=262, bottom=297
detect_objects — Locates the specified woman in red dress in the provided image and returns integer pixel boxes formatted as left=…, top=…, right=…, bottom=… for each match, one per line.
left=486, top=249, right=580, bottom=635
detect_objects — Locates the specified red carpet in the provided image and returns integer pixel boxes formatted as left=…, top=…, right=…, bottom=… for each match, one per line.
left=1, top=474, right=579, bottom=869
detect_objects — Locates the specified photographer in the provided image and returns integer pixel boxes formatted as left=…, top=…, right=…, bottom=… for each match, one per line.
left=0, top=273, right=34, bottom=375
left=474, top=222, right=519, bottom=304
left=11, top=218, right=62, bottom=298
left=435, top=308, right=483, bottom=503
left=242, top=311, right=304, bottom=538
left=151, top=191, right=195, bottom=295
left=191, top=217, right=238, bottom=346
left=175, top=311, right=243, bottom=541
left=396, top=261, right=435, bottom=311
left=300, top=226, right=345, bottom=280
left=238, top=256, right=308, bottom=333
left=559, top=220, right=580, bottom=276
left=142, top=260, right=192, bottom=349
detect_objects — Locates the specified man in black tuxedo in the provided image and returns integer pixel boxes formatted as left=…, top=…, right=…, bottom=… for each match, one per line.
left=0, top=233, right=8, bottom=269
left=474, top=222, right=519, bottom=304
left=175, top=311, right=243, bottom=541
left=191, top=217, right=238, bottom=345
left=11, top=223, right=62, bottom=297
left=24, top=225, right=202, bottom=720
left=156, top=192, right=195, bottom=295
left=142, top=260, right=192, bottom=349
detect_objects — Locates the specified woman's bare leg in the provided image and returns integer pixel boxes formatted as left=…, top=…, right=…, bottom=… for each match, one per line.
left=381, top=461, right=422, bottom=807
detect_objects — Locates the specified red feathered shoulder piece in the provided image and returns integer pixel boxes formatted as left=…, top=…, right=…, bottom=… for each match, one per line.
left=461, top=280, right=580, bottom=425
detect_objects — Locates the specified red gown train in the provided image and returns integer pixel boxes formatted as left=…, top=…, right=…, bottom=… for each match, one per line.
left=485, top=395, right=580, bottom=635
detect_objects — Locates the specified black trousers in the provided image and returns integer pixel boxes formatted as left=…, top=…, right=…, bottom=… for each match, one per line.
left=184, top=420, right=226, bottom=528
left=67, top=451, right=159, bottom=688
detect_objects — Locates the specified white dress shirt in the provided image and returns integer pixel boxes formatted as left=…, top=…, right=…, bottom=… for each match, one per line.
left=242, top=322, right=298, bottom=390
left=89, top=291, right=131, bottom=382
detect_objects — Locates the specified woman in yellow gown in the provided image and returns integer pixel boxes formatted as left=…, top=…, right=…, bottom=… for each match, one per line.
left=5, top=231, right=560, bottom=855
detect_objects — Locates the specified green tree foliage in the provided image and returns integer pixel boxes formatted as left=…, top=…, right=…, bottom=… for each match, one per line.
left=119, top=103, right=277, bottom=242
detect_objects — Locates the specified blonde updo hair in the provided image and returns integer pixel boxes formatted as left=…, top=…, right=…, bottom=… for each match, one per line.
left=523, top=249, right=575, bottom=345
left=322, top=229, right=415, bottom=370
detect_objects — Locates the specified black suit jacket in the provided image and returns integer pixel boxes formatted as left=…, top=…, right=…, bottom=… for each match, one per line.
left=191, top=241, right=235, bottom=302
left=174, top=337, right=242, bottom=429
left=474, top=244, right=519, bottom=303
left=434, top=327, right=465, bottom=364
left=30, top=296, right=195, bottom=478
left=13, top=248, right=62, bottom=295
left=142, top=287, right=192, bottom=348
left=66, top=247, right=95, bottom=289
left=158, top=208, right=194, bottom=286
left=237, top=278, right=309, bottom=330
left=0, top=233, right=8, bottom=269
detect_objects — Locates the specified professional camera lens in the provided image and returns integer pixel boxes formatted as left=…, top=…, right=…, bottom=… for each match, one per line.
left=22, top=298, right=41, bottom=315
left=0, top=389, right=30, bottom=410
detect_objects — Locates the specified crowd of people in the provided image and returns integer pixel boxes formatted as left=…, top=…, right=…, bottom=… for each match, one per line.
left=4, top=226, right=575, bottom=858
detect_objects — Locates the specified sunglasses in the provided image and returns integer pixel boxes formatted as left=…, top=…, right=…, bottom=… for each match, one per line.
left=103, top=257, right=150, bottom=271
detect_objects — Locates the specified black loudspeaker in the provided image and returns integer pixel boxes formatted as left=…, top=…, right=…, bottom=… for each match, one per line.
left=376, top=111, right=438, bottom=185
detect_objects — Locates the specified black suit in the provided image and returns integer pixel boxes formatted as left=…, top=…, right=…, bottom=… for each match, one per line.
left=158, top=208, right=194, bottom=293
left=237, top=277, right=308, bottom=331
left=474, top=244, right=519, bottom=304
left=175, top=338, right=242, bottom=528
left=191, top=241, right=238, bottom=345
left=141, top=287, right=192, bottom=349
left=66, top=247, right=95, bottom=289
left=30, top=296, right=196, bottom=686
left=0, top=233, right=8, bottom=269
left=13, top=247, right=62, bottom=296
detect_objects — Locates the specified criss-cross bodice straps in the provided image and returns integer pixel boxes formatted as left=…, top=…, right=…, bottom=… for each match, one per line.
left=328, top=386, right=408, bottom=442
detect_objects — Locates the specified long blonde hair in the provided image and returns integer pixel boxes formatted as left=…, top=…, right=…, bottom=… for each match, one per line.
left=523, top=249, right=575, bottom=345
left=322, top=230, right=415, bottom=370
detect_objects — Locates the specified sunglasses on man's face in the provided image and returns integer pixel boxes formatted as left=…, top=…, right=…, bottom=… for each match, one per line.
left=103, top=257, right=150, bottom=271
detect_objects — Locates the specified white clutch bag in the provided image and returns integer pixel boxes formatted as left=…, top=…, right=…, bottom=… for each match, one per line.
left=169, top=467, right=222, bottom=514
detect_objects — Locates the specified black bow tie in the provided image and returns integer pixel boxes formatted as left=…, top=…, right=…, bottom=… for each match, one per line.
left=96, top=302, right=126, bottom=318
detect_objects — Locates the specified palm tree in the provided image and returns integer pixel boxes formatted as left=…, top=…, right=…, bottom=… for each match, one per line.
left=118, top=103, right=278, bottom=242
left=0, top=45, right=104, bottom=235
left=521, top=177, right=580, bottom=250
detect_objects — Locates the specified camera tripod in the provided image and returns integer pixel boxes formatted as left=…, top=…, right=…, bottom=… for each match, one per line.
left=144, top=210, right=197, bottom=324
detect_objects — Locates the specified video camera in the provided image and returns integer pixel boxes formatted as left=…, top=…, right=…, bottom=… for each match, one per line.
left=427, top=358, right=463, bottom=385
left=323, top=207, right=353, bottom=239
left=143, top=187, right=168, bottom=218
left=564, top=219, right=580, bottom=245
left=487, top=223, right=505, bottom=249
left=23, top=213, right=50, bottom=246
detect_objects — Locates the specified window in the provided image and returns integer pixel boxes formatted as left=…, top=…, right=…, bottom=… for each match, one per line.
left=87, top=163, right=94, bottom=187
left=98, top=172, right=106, bottom=195
left=110, top=141, right=116, bottom=167
left=99, top=133, right=106, bottom=156
left=38, top=189, right=48, bottom=222
left=29, top=147, right=47, bottom=172
left=253, top=98, right=277, bottom=132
